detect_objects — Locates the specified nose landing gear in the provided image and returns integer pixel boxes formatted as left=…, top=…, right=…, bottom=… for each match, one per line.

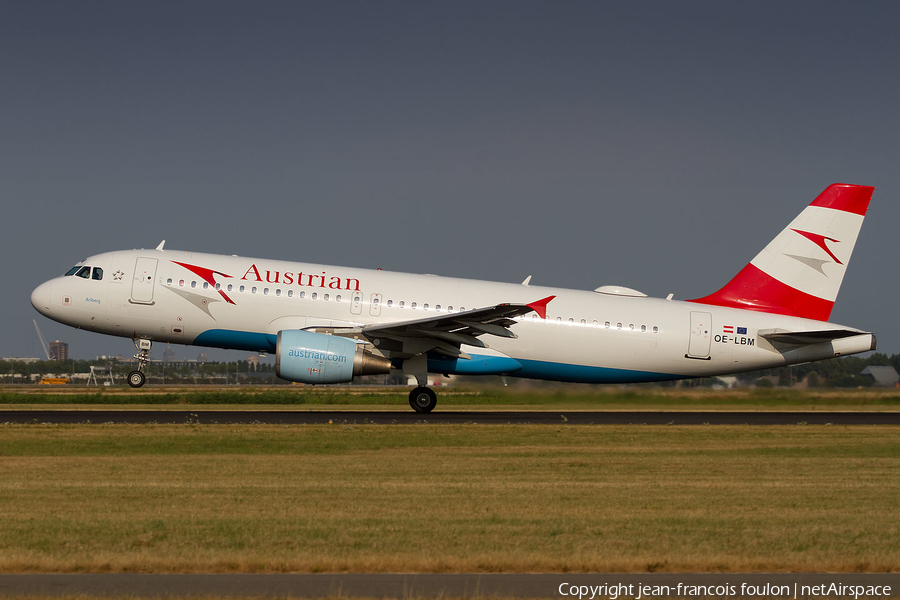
left=127, top=338, right=152, bottom=388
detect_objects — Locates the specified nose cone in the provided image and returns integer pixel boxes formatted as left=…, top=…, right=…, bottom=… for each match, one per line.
left=31, top=281, right=52, bottom=315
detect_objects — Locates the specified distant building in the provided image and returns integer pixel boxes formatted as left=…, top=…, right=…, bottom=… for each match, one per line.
left=197, top=351, right=208, bottom=363
left=861, top=366, right=899, bottom=387
left=162, top=346, right=177, bottom=364
left=48, top=341, right=69, bottom=361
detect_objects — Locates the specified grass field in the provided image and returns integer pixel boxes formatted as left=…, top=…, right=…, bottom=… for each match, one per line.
left=0, top=422, right=897, bottom=573
left=2, top=385, right=900, bottom=412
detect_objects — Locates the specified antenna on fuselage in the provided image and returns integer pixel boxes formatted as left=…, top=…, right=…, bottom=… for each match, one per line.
left=156, top=240, right=166, bottom=251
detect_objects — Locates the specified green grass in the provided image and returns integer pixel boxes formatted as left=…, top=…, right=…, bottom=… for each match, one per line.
left=1, top=386, right=900, bottom=411
left=0, top=423, right=897, bottom=573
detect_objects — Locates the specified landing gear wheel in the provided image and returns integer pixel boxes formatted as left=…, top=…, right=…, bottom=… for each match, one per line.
left=128, top=370, right=146, bottom=388
left=409, top=386, right=437, bottom=413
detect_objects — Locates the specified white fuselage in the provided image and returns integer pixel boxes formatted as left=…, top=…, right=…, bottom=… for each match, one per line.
left=31, top=249, right=874, bottom=382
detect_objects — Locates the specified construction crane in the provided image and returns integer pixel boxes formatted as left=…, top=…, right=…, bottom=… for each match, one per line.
left=33, top=319, right=51, bottom=360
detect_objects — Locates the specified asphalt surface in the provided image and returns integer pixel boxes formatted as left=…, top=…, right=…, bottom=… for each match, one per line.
left=1, top=409, right=899, bottom=424
left=0, top=573, right=897, bottom=597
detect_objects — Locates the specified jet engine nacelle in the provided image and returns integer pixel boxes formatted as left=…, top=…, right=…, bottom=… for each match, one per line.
left=275, top=329, right=391, bottom=384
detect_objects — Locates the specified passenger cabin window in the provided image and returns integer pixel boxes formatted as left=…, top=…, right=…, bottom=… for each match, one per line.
left=653, top=326, right=659, bottom=333
left=300, top=291, right=305, bottom=298
left=324, top=293, right=330, bottom=301
left=191, top=281, right=197, bottom=288
left=336, top=294, right=342, bottom=302
left=75, top=266, right=91, bottom=279
left=91, top=267, right=103, bottom=281
left=287, top=290, right=293, bottom=298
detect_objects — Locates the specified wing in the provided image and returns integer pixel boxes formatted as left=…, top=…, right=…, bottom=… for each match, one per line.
left=327, top=295, right=555, bottom=360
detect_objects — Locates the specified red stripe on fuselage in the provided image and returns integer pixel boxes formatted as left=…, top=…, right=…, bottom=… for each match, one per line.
left=688, top=263, right=834, bottom=321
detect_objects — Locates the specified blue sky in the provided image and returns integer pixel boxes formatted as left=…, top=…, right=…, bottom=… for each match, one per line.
left=2, top=1, right=898, bottom=360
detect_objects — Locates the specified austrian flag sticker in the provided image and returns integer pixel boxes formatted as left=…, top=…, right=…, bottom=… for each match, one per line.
left=723, top=325, right=749, bottom=335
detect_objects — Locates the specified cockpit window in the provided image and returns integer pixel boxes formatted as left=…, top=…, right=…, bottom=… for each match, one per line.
left=91, top=267, right=103, bottom=281
left=65, top=266, right=81, bottom=276
left=75, top=266, right=91, bottom=279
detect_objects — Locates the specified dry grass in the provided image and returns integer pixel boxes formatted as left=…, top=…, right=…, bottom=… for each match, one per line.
left=0, top=424, right=897, bottom=573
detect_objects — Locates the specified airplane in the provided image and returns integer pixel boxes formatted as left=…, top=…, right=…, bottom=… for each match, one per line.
left=31, top=183, right=876, bottom=412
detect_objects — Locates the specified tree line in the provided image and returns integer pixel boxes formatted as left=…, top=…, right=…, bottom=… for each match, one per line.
left=1, top=352, right=897, bottom=387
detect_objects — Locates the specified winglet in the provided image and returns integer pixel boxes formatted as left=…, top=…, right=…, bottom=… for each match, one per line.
left=526, top=295, right=556, bottom=319
left=521, top=275, right=532, bottom=286
left=156, top=240, right=166, bottom=251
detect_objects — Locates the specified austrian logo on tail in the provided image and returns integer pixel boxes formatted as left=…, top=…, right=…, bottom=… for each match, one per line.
left=791, top=229, right=842, bottom=265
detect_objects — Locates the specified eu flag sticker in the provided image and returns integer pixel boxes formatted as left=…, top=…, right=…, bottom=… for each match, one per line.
left=737, top=327, right=747, bottom=335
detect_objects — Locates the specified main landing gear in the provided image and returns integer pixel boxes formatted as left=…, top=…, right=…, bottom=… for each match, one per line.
left=128, top=338, right=152, bottom=388
left=409, top=386, right=437, bottom=413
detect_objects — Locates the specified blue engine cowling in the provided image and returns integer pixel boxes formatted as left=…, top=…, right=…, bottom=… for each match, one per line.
left=275, top=329, right=391, bottom=384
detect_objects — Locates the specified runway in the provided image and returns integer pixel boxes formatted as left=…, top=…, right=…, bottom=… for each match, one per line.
left=0, top=573, right=898, bottom=598
left=1, top=409, right=899, bottom=424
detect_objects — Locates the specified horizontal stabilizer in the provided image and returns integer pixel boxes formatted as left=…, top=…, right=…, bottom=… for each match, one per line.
left=759, top=328, right=871, bottom=345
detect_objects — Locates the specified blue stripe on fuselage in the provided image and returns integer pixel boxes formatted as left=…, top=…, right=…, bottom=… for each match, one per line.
left=513, top=358, right=679, bottom=383
left=194, top=329, right=277, bottom=353
left=430, top=353, right=677, bottom=383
